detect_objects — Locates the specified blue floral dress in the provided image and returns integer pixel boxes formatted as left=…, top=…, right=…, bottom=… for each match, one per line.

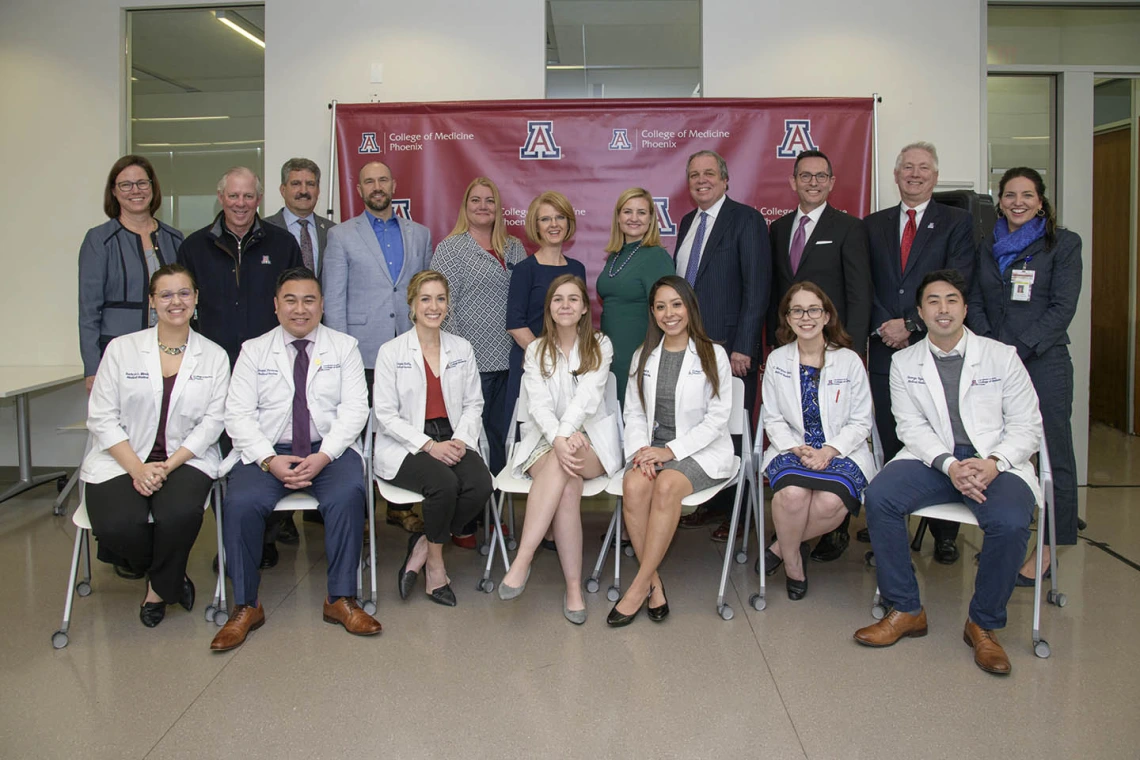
left=764, top=364, right=868, bottom=514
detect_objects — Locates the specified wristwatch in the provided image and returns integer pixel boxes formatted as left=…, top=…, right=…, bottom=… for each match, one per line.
left=260, top=455, right=276, bottom=472
left=904, top=317, right=919, bottom=333
left=987, top=454, right=1008, bottom=473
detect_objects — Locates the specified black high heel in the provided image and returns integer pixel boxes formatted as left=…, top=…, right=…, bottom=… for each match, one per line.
left=647, top=580, right=669, bottom=622
left=786, top=543, right=810, bottom=601
left=608, top=585, right=653, bottom=627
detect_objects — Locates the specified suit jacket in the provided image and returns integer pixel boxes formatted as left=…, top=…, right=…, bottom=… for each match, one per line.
left=263, top=209, right=334, bottom=277
left=321, top=212, right=432, bottom=369
left=673, top=196, right=771, bottom=360
left=769, top=204, right=872, bottom=351
left=865, top=201, right=974, bottom=374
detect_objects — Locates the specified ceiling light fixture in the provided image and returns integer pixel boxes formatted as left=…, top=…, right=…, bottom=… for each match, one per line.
left=132, top=116, right=231, bottom=122
left=215, top=10, right=265, bottom=49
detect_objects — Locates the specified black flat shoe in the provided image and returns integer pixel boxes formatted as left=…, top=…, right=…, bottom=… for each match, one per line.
left=427, top=582, right=457, bottom=607
left=398, top=532, right=424, bottom=601
left=647, top=580, right=669, bottom=622
left=756, top=540, right=809, bottom=577
left=1015, top=565, right=1051, bottom=587
left=607, top=587, right=652, bottom=627
left=934, top=538, right=960, bottom=565
left=260, top=542, right=279, bottom=569
left=540, top=538, right=558, bottom=552
left=115, top=563, right=145, bottom=580
left=786, top=576, right=808, bottom=601
left=179, top=576, right=195, bottom=612
left=140, top=600, right=166, bottom=628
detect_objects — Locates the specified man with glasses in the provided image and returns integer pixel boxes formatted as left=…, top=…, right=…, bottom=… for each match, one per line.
left=768, top=149, right=873, bottom=563
left=265, top=158, right=334, bottom=278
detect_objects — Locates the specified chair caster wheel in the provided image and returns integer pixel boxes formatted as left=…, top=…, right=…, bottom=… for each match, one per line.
left=214, top=611, right=229, bottom=626
left=507, top=539, right=518, bottom=552
left=718, top=604, right=734, bottom=621
left=735, top=551, right=747, bottom=564
left=56, top=476, right=69, bottom=493
left=749, top=593, right=766, bottom=611
left=863, top=550, right=876, bottom=568
left=606, top=586, right=620, bottom=602
left=205, top=605, right=217, bottom=623
left=478, top=544, right=490, bottom=557
left=363, top=601, right=377, bottom=615
left=76, top=582, right=91, bottom=597
left=1034, top=639, right=1051, bottom=658
left=479, top=579, right=494, bottom=594
left=52, top=631, right=69, bottom=649
left=585, top=578, right=600, bottom=594
left=1047, top=590, right=1067, bottom=607
left=623, top=544, right=634, bottom=558
left=871, top=604, right=886, bottom=620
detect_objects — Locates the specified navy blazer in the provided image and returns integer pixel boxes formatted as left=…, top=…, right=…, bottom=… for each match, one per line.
left=769, top=204, right=872, bottom=351
left=966, top=227, right=1082, bottom=359
left=673, top=196, right=771, bottom=360
left=865, top=201, right=974, bottom=373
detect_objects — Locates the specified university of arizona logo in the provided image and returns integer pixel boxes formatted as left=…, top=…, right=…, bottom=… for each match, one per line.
left=358, top=132, right=381, bottom=154
left=609, top=129, right=633, bottom=151
left=654, top=197, right=678, bottom=237
left=519, top=121, right=562, bottom=160
left=392, top=199, right=412, bottom=220
left=776, top=119, right=817, bottom=158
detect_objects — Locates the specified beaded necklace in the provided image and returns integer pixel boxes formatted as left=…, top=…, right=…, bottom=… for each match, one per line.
left=606, top=240, right=643, bottom=278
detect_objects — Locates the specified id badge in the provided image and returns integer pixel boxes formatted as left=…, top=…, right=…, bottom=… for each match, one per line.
left=1011, top=269, right=1035, bottom=302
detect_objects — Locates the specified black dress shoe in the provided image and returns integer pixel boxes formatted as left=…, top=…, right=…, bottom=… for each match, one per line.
left=140, top=600, right=166, bottom=628
left=115, top=563, right=146, bottom=580
left=934, top=538, right=960, bottom=565
left=786, top=543, right=811, bottom=600
left=810, top=527, right=850, bottom=562
left=277, top=517, right=300, bottom=545
left=179, top=576, right=195, bottom=612
left=647, top=581, right=669, bottom=622
left=427, top=583, right=457, bottom=607
left=856, top=527, right=872, bottom=543
left=260, top=542, right=279, bottom=570
left=607, top=588, right=651, bottom=627
left=1015, top=565, right=1051, bottom=587
left=540, top=538, right=558, bottom=552
left=398, top=532, right=424, bottom=600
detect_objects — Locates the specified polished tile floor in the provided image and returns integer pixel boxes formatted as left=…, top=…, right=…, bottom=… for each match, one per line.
left=2, top=423, right=1138, bottom=758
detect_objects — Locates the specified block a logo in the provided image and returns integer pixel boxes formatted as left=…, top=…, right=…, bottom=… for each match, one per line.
left=392, top=199, right=412, bottom=220
left=654, top=197, right=678, bottom=237
left=776, top=119, right=817, bottom=159
left=358, top=132, right=381, bottom=154
left=609, top=129, right=633, bottom=151
left=519, top=120, right=562, bottom=160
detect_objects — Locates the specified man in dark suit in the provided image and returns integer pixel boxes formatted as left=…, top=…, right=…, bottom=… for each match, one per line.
left=264, top=158, right=335, bottom=278
left=864, top=142, right=974, bottom=563
left=769, top=149, right=873, bottom=562
left=674, top=149, right=772, bottom=535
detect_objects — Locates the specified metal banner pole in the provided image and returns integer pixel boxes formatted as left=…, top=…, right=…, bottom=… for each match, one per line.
left=872, top=92, right=881, bottom=212
left=327, top=100, right=338, bottom=219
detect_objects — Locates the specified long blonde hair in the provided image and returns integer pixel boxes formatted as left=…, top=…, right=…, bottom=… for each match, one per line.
left=447, top=177, right=511, bottom=257
left=605, top=187, right=662, bottom=253
left=536, top=275, right=603, bottom=379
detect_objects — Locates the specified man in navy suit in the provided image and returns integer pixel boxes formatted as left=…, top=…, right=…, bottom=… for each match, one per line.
left=674, top=149, right=771, bottom=534
left=864, top=142, right=974, bottom=563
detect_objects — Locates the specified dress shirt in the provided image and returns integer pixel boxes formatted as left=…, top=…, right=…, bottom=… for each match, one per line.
left=368, top=212, right=405, bottom=282
left=897, top=199, right=931, bottom=241
left=675, top=194, right=727, bottom=278
left=789, top=202, right=828, bottom=253
left=282, top=207, right=321, bottom=271
left=276, top=330, right=321, bottom=446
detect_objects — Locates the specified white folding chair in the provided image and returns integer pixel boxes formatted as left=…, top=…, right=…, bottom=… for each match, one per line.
left=52, top=480, right=222, bottom=649
left=51, top=421, right=88, bottom=516
left=868, top=436, right=1063, bottom=659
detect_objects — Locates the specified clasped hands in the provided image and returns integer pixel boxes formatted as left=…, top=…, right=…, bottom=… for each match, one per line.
left=131, top=461, right=169, bottom=496
left=878, top=318, right=911, bottom=350
left=631, top=444, right=675, bottom=480
left=422, top=438, right=467, bottom=467
left=793, top=444, right=838, bottom=471
left=267, top=452, right=333, bottom=490
left=553, top=433, right=592, bottom=477
left=948, top=458, right=999, bottom=503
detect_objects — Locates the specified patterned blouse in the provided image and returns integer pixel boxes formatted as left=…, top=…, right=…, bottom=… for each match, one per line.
left=430, top=231, right=527, bottom=372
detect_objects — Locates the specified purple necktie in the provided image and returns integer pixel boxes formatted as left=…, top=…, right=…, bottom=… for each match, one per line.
left=684, top=211, right=709, bottom=285
left=298, top=219, right=314, bottom=271
left=292, top=339, right=311, bottom=458
left=789, top=215, right=810, bottom=274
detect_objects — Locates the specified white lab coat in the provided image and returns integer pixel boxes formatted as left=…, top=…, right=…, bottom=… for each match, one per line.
left=889, top=328, right=1043, bottom=502
left=511, top=333, right=621, bottom=478
left=623, top=339, right=735, bottom=479
left=760, top=342, right=877, bottom=481
left=82, top=327, right=229, bottom=483
left=372, top=328, right=484, bottom=480
left=223, top=323, right=369, bottom=473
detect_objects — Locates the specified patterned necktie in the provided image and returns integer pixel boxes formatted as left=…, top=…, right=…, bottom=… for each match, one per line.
left=900, top=209, right=917, bottom=272
left=789, top=215, right=811, bottom=274
left=292, top=339, right=311, bottom=458
left=298, top=218, right=314, bottom=272
left=684, top=211, right=709, bottom=285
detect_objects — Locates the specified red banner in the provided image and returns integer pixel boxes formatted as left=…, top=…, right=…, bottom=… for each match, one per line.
left=334, top=98, right=873, bottom=289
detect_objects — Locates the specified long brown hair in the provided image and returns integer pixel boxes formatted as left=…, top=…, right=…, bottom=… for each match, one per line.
left=634, top=275, right=721, bottom=408
left=997, top=166, right=1057, bottom=250
left=775, top=281, right=852, bottom=349
left=536, top=275, right=603, bottom=378
left=447, top=176, right=514, bottom=257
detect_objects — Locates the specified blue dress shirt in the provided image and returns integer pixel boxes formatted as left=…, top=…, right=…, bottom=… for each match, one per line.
left=282, top=208, right=320, bottom=272
left=368, top=213, right=405, bottom=282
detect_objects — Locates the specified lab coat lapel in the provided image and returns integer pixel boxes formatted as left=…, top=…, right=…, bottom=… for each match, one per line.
left=169, top=330, right=200, bottom=411
left=919, top=339, right=952, bottom=447
left=142, top=329, right=163, bottom=419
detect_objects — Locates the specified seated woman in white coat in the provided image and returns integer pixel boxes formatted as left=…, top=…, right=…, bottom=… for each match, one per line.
left=373, top=270, right=494, bottom=607
left=497, top=275, right=621, bottom=624
left=82, top=263, right=230, bottom=627
left=610, top=275, right=734, bottom=626
left=760, top=282, right=876, bottom=601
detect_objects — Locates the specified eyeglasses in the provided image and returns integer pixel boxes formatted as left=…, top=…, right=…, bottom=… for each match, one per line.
left=116, top=179, right=152, bottom=192
left=796, top=172, right=832, bottom=184
left=156, top=289, right=193, bottom=303
left=788, top=306, right=824, bottom=319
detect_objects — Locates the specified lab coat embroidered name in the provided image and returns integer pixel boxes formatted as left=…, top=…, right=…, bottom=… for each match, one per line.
left=125, top=371, right=148, bottom=380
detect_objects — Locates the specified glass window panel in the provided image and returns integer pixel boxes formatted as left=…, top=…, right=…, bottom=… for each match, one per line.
left=986, top=75, right=1056, bottom=200
left=988, top=5, right=1140, bottom=67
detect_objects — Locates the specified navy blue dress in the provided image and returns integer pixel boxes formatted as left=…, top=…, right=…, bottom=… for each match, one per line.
left=504, top=255, right=587, bottom=431
left=764, top=364, right=868, bottom=514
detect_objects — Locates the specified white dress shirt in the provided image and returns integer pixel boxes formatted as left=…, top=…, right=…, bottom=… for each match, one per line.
left=897, top=199, right=931, bottom=241
left=675, top=194, right=727, bottom=278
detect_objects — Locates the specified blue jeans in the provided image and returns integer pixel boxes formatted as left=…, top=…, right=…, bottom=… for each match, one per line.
left=864, top=446, right=1034, bottom=630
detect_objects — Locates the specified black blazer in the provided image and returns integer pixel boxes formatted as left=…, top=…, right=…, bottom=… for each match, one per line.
left=769, top=204, right=872, bottom=351
left=865, top=201, right=974, bottom=373
left=966, top=227, right=1082, bottom=360
left=674, top=196, right=772, bottom=360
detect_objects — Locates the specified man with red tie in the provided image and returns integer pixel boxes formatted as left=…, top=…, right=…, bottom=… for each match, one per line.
left=864, top=142, right=974, bottom=563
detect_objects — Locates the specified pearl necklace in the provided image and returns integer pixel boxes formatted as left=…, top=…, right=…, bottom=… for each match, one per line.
left=158, top=341, right=187, bottom=356
left=606, top=240, right=643, bottom=278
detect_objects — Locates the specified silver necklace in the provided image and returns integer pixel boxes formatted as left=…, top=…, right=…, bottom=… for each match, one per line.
left=158, top=341, right=186, bottom=356
left=606, top=240, right=643, bottom=278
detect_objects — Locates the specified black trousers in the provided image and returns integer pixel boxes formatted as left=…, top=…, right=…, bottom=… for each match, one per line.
left=1024, top=345, right=1078, bottom=545
left=389, top=418, right=493, bottom=544
left=86, top=466, right=212, bottom=602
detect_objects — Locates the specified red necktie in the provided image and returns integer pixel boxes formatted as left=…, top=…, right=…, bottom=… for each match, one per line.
left=900, top=209, right=917, bottom=271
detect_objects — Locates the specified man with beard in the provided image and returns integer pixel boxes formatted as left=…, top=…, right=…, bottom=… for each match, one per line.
left=322, top=160, right=432, bottom=533
left=265, top=158, right=334, bottom=278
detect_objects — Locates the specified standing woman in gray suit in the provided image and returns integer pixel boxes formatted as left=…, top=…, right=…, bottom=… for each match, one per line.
left=967, top=167, right=1082, bottom=583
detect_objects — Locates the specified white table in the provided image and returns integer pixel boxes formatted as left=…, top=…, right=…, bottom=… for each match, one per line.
left=0, top=366, right=84, bottom=503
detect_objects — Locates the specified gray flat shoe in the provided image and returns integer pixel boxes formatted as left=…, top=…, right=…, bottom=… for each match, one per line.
left=497, top=567, right=531, bottom=601
left=563, top=594, right=587, bottom=625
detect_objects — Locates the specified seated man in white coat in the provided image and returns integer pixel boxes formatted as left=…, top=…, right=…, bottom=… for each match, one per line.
left=211, top=268, right=379, bottom=651
left=854, top=269, right=1042, bottom=676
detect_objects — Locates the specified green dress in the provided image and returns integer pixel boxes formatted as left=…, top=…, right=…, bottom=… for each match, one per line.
left=596, top=242, right=676, bottom=405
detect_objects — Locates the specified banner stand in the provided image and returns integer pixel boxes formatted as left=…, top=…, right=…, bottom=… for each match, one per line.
left=872, top=92, right=882, bottom=212
left=326, top=99, right=338, bottom=219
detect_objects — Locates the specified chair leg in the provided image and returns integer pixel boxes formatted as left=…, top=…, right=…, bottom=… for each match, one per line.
left=478, top=493, right=510, bottom=592
left=506, top=494, right=518, bottom=551
left=52, top=527, right=87, bottom=648
left=910, top=516, right=928, bottom=552
left=611, top=498, right=623, bottom=601
left=366, top=484, right=378, bottom=614
left=715, top=477, right=745, bottom=620
left=587, top=501, right=618, bottom=596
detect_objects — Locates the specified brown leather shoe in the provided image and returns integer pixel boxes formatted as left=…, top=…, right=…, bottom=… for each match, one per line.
left=678, top=506, right=710, bottom=529
left=210, top=603, right=265, bottom=652
left=853, top=607, right=928, bottom=647
left=963, top=619, right=1011, bottom=675
left=386, top=507, right=424, bottom=533
left=323, top=597, right=382, bottom=636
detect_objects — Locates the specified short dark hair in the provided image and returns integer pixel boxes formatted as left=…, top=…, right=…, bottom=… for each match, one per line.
left=916, top=269, right=967, bottom=307
left=276, top=267, right=321, bottom=295
left=793, top=149, right=833, bottom=177
left=280, top=158, right=321, bottom=186
left=104, top=155, right=162, bottom=218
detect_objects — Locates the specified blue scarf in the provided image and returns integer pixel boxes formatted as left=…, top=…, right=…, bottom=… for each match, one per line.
left=992, top=215, right=1045, bottom=273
